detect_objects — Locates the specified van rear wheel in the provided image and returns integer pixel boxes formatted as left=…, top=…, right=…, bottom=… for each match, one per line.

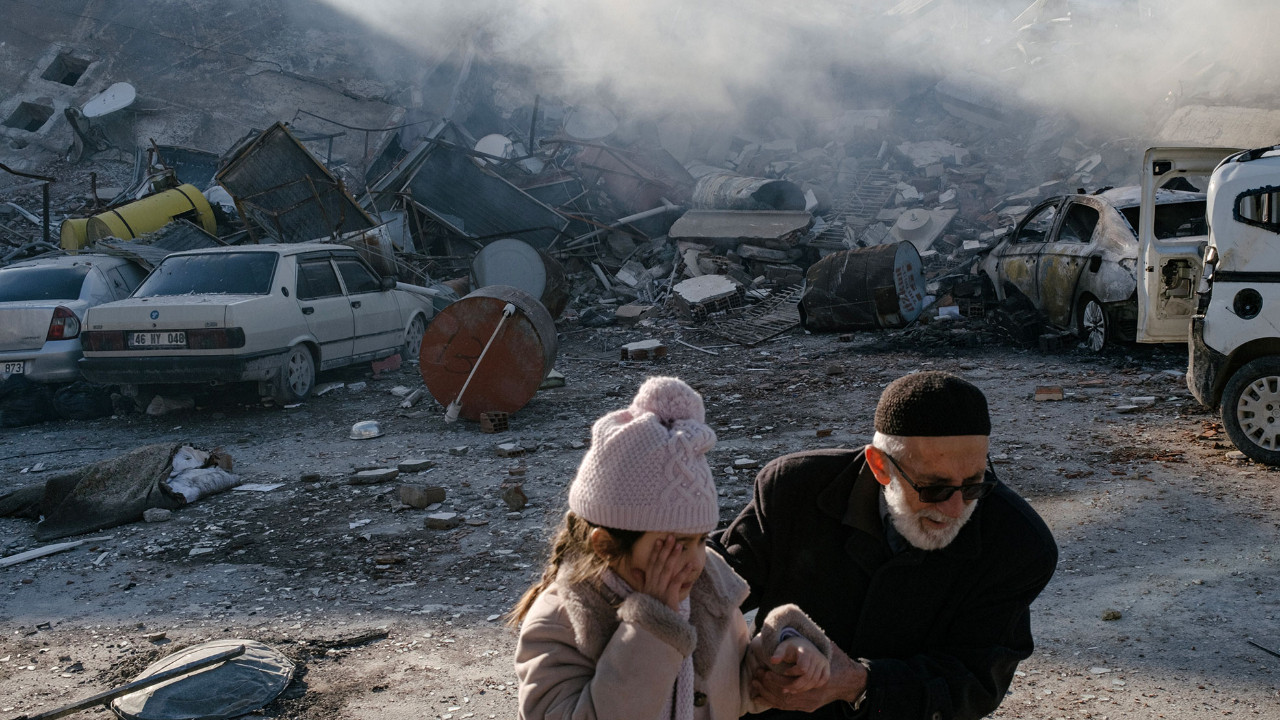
left=1221, top=357, right=1280, bottom=466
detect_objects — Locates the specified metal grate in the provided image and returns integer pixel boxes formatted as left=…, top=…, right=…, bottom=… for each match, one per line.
left=810, top=169, right=897, bottom=249
left=708, top=285, right=803, bottom=346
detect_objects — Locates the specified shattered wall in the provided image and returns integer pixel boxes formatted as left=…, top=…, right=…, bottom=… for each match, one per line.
left=0, top=0, right=414, bottom=178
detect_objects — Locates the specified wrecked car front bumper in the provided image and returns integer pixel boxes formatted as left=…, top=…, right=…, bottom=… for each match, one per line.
left=78, top=350, right=287, bottom=386
left=1188, top=315, right=1226, bottom=407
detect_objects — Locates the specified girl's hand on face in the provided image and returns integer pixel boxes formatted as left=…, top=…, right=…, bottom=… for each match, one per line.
left=641, top=535, right=696, bottom=611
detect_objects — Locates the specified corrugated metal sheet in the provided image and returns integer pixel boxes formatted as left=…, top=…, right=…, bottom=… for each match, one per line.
left=403, top=144, right=569, bottom=249
left=138, top=146, right=221, bottom=190
left=93, top=219, right=222, bottom=269
left=216, top=122, right=374, bottom=243
left=575, top=144, right=694, bottom=217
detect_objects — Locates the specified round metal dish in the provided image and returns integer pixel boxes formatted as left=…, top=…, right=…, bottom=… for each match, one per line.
left=349, top=420, right=384, bottom=440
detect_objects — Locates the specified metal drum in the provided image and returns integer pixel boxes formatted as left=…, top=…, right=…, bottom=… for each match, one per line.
left=799, top=241, right=927, bottom=331
left=336, top=224, right=398, bottom=277
left=690, top=170, right=806, bottom=211
left=419, top=285, right=558, bottom=421
left=470, top=238, right=569, bottom=319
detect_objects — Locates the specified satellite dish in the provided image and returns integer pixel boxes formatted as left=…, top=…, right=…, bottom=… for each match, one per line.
left=82, top=82, right=136, bottom=118
left=474, top=133, right=515, bottom=167
left=563, top=103, right=618, bottom=141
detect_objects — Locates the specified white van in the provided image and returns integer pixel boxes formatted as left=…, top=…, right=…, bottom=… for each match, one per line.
left=1140, top=146, right=1280, bottom=464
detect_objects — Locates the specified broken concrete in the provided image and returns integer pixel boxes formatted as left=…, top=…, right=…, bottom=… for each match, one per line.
left=668, top=210, right=812, bottom=248
left=620, top=339, right=667, bottom=361
left=671, top=274, right=745, bottom=320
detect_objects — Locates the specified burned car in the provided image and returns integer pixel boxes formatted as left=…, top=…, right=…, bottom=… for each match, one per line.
left=78, top=244, right=433, bottom=403
left=980, top=186, right=1207, bottom=351
left=0, top=255, right=146, bottom=383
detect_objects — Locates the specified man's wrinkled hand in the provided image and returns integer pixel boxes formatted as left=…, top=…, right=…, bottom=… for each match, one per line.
left=770, top=637, right=831, bottom=693
left=749, top=646, right=866, bottom=713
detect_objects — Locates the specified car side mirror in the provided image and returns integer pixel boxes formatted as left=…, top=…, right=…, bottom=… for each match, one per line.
left=380, top=276, right=396, bottom=291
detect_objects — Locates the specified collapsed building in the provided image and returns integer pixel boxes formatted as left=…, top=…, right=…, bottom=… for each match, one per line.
left=3, top=0, right=1280, bottom=369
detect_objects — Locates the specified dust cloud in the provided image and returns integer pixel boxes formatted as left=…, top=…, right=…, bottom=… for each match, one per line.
left=314, top=0, right=1280, bottom=137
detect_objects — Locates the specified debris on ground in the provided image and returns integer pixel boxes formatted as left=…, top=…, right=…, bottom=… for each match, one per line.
left=0, top=443, right=236, bottom=540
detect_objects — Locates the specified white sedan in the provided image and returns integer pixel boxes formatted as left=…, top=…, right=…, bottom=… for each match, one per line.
left=79, top=244, right=433, bottom=402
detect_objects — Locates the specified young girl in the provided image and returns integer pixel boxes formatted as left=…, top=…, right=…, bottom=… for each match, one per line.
left=511, top=376, right=831, bottom=719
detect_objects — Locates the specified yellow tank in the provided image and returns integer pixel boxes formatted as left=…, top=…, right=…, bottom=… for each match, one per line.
left=80, top=184, right=217, bottom=244
left=59, top=217, right=91, bottom=253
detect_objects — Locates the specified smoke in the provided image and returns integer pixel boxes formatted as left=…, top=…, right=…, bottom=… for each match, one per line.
left=313, top=0, right=1280, bottom=141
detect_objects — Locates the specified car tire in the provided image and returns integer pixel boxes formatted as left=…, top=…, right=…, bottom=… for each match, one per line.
left=403, top=314, right=427, bottom=362
left=1077, top=295, right=1109, bottom=352
left=273, top=345, right=315, bottom=404
left=1221, top=357, right=1280, bottom=466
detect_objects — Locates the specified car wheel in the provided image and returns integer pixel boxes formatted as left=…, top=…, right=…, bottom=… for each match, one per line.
left=1077, top=296, right=1108, bottom=352
left=1221, top=357, right=1280, bottom=466
left=403, top=314, right=427, bottom=361
left=273, top=345, right=315, bottom=404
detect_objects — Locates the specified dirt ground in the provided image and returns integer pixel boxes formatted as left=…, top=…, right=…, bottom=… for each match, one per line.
left=1, top=317, right=1277, bottom=720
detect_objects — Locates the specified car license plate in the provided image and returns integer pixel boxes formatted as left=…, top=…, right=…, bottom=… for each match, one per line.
left=128, top=331, right=187, bottom=349
left=1, top=361, right=24, bottom=375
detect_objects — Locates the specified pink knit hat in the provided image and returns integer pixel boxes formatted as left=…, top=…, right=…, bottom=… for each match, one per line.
left=569, top=376, right=719, bottom=534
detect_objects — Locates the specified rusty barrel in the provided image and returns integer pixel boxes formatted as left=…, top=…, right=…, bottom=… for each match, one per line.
left=470, top=238, right=569, bottom=319
left=336, top=224, right=398, bottom=278
left=799, top=241, right=927, bottom=331
left=419, top=285, right=558, bottom=421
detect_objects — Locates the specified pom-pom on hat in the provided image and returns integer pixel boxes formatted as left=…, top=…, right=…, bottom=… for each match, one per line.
left=569, top=377, right=719, bottom=534
left=874, top=371, right=991, bottom=437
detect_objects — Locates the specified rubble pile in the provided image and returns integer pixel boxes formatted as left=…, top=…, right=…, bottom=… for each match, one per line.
left=2, top=0, right=1275, bottom=423
left=0, top=58, right=1165, bottom=353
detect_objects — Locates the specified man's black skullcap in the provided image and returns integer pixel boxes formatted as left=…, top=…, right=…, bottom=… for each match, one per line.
left=874, top=371, right=990, bottom=437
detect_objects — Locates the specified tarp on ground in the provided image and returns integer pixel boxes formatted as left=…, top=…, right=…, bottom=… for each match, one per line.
left=0, top=443, right=233, bottom=540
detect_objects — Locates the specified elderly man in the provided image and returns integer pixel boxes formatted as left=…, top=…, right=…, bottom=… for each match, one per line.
left=715, top=372, right=1058, bottom=719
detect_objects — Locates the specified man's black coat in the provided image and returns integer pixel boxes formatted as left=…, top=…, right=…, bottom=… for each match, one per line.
left=715, top=448, right=1058, bottom=720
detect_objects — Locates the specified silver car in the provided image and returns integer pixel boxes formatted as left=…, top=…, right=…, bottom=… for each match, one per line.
left=980, top=186, right=1208, bottom=351
left=0, top=255, right=146, bottom=382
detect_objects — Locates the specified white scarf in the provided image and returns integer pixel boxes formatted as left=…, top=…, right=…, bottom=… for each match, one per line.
left=603, top=569, right=695, bottom=720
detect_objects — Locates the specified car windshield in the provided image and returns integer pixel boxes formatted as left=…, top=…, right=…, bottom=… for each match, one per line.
left=0, top=265, right=90, bottom=302
left=135, top=253, right=277, bottom=296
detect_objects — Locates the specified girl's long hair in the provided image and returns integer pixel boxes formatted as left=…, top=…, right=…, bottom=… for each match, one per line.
left=507, top=511, right=643, bottom=627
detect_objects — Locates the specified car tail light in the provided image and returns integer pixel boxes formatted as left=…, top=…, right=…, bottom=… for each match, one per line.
left=46, top=306, right=81, bottom=341
left=81, top=330, right=125, bottom=351
left=186, top=328, right=246, bottom=349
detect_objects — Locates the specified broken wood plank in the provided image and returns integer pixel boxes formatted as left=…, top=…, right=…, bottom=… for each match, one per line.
left=0, top=539, right=97, bottom=568
left=674, top=339, right=719, bottom=356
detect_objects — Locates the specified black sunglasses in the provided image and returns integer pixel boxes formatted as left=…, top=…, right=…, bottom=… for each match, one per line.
left=881, top=452, right=996, bottom=503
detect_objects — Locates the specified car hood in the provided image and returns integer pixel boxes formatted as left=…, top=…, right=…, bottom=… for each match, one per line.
left=0, top=300, right=89, bottom=351
left=85, top=294, right=264, bottom=331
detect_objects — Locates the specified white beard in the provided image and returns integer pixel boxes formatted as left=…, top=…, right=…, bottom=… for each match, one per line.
left=883, top=478, right=978, bottom=551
